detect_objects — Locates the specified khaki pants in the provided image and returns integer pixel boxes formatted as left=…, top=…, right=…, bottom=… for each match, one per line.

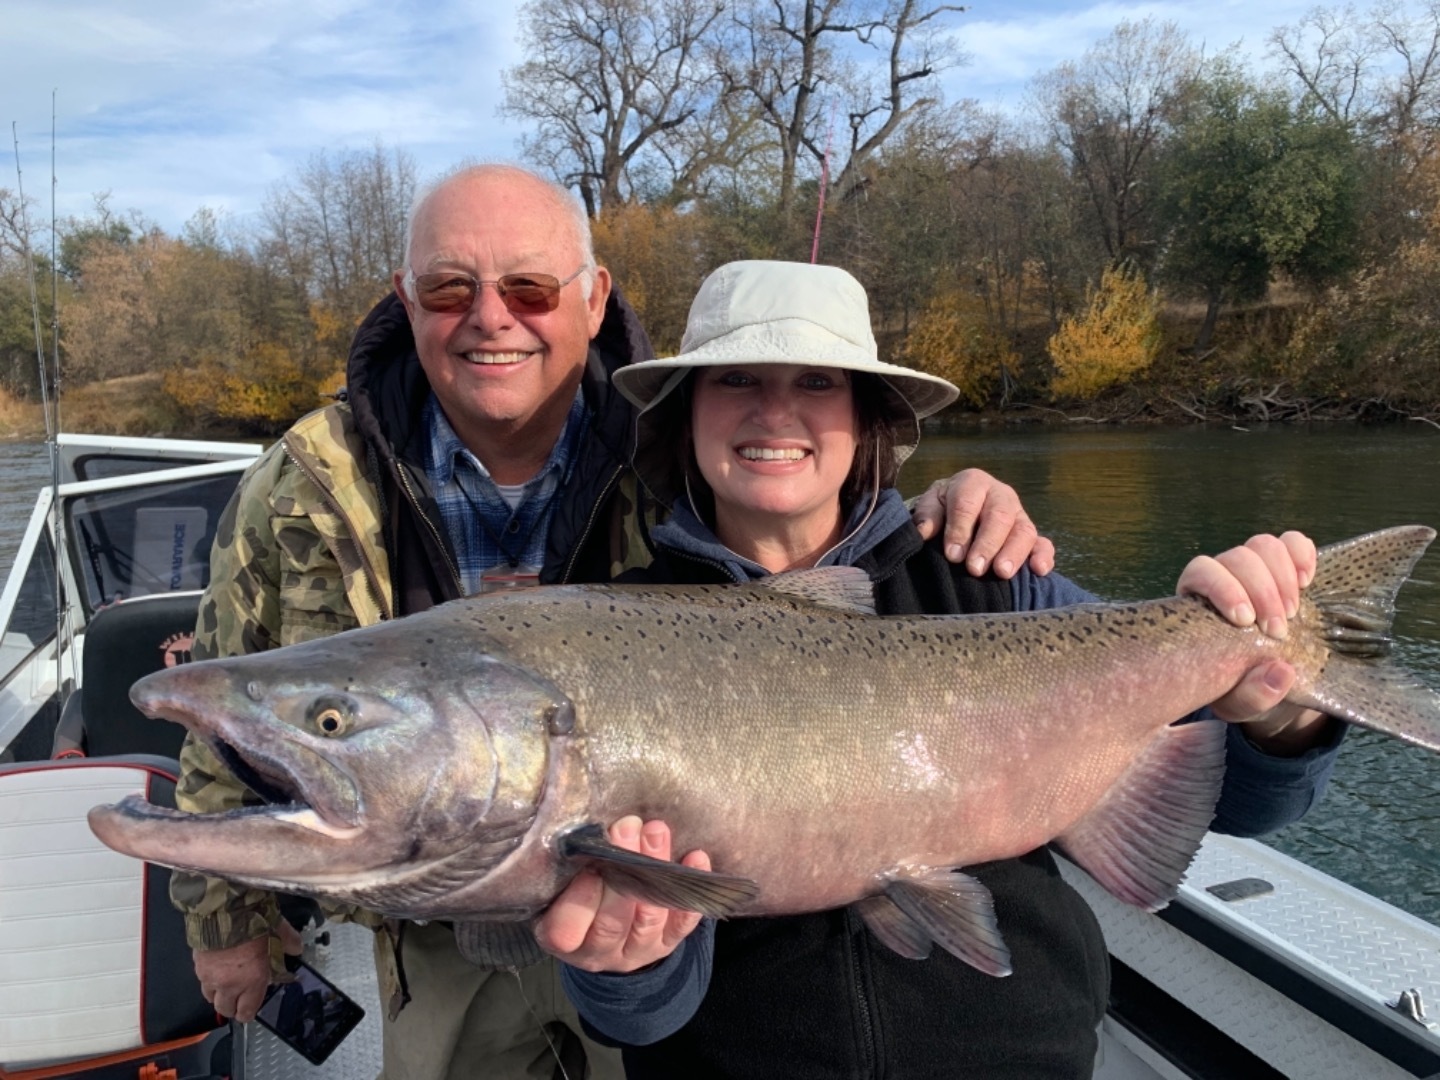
left=374, top=921, right=625, bottom=1080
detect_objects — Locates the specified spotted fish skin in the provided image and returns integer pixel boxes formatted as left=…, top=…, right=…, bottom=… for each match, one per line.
left=89, top=527, right=1440, bottom=974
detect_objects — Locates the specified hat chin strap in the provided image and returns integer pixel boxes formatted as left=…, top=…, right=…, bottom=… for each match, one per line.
left=814, top=441, right=881, bottom=569
left=686, top=442, right=883, bottom=574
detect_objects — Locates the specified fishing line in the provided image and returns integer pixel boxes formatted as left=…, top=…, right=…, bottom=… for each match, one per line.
left=505, top=967, right=572, bottom=1080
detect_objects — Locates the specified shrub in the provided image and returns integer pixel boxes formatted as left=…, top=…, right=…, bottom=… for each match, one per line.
left=900, top=288, right=1018, bottom=407
left=162, top=342, right=340, bottom=433
left=1047, top=265, right=1162, bottom=399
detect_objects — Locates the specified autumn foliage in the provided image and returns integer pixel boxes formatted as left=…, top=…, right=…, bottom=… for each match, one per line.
left=1047, top=265, right=1162, bottom=400
left=902, top=288, right=1017, bottom=407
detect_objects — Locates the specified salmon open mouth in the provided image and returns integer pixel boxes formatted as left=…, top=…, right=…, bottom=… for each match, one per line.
left=129, top=678, right=363, bottom=833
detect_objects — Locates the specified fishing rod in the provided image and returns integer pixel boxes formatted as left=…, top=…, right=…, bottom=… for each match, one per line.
left=12, top=102, right=73, bottom=714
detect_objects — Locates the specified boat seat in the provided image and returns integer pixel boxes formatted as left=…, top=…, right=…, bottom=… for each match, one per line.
left=53, top=592, right=203, bottom=760
left=0, top=756, right=229, bottom=1078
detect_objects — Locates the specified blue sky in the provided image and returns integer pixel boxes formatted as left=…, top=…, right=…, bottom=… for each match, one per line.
left=3, top=0, right=1317, bottom=236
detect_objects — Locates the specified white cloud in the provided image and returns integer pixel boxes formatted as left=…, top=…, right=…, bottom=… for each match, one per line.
left=0, top=0, right=1368, bottom=234
left=942, top=0, right=1317, bottom=110
left=4, top=0, right=530, bottom=231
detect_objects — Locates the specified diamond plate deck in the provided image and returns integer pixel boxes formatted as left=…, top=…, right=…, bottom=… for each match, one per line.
left=1062, top=832, right=1440, bottom=1080
left=245, top=923, right=383, bottom=1080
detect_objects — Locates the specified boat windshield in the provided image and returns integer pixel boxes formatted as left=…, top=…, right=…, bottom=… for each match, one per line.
left=66, top=472, right=242, bottom=613
left=73, top=454, right=217, bottom=482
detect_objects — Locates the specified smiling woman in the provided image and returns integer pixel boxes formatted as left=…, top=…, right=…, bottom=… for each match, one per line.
left=553, top=259, right=1353, bottom=1079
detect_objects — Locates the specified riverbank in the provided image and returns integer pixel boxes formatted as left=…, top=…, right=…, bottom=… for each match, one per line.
left=4, top=372, right=1438, bottom=442
left=940, top=391, right=1440, bottom=429
left=0, top=374, right=261, bottom=442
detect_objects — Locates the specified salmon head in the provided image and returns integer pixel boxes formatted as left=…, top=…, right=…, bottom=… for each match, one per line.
left=87, top=620, right=575, bottom=914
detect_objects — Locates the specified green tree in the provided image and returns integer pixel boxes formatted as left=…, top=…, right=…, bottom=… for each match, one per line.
left=1155, top=64, right=1360, bottom=351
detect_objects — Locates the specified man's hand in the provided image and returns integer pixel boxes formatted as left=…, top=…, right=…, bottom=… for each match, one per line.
left=193, top=917, right=302, bottom=1022
left=1177, top=531, right=1337, bottom=755
left=535, top=816, right=709, bottom=974
left=911, top=469, right=1054, bottom=578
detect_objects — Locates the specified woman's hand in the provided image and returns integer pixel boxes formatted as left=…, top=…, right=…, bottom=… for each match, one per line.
left=1177, top=532, right=1338, bottom=755
left=535, top=817, right=709, bottom=973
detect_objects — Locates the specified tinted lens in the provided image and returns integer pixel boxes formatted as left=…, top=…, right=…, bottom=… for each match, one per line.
left=496, top=274, right=562, bottom=313
left=412, top=272, right=563, bottom=314
left=414, top=273, right=478, bottom=313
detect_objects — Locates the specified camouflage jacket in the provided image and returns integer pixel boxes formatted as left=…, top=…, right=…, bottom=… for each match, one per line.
left=171, top=286, right=658, bottom=952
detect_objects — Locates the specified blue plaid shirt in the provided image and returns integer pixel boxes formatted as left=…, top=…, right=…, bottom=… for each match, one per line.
left=421, top=389, right=588, bottom=596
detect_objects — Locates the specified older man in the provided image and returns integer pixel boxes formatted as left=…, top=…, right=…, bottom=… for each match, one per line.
left=171, top=163, right=1056, bottom=1080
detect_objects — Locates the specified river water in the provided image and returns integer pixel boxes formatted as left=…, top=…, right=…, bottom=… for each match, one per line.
left=3, top=426, right=1438, bottom=923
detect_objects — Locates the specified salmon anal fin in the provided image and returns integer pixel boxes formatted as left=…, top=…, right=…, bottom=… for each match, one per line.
left=559, top=823, right=759, bottom=917
left=453, top=919, right=546, bottom=969
left=855, top=893, right=933, bottom=960
left=1055, top=718, right=1227, bottom=912
left=750, top=566, right=877, bottom=614
left=878, top=867, right=1012, bottom=976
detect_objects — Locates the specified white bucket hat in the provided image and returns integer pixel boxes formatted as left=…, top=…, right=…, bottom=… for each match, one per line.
left=613, top=260, right=960, bottom=420
left=614, top=260, right=960, bottom=508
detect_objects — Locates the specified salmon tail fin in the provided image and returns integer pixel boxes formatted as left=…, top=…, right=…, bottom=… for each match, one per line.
left=1293, top=525, right=1440, bottom=753
left=1054, top=718, right=1227, bottom=911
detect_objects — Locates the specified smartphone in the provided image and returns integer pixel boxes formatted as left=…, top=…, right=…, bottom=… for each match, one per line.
left=255, top=958, right=366, bottom=1065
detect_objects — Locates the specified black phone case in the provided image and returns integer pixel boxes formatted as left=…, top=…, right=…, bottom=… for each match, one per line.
left=256, top=959, right=366, bottom=1065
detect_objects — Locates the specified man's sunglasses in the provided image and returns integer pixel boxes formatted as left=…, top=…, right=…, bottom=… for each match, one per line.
left=404, top=265, right=589, bottom=315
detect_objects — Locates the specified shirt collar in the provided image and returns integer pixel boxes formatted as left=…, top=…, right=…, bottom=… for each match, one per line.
left=424, top=387, right=588, bottom=490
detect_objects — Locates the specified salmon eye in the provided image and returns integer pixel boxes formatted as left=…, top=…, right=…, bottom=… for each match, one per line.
left=308, top=695, right=357, bottom=736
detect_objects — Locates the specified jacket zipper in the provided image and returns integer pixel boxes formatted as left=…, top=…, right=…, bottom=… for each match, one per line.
left=560, top=463, right=625, bottom=584
left=847, top=909, right=879, bottom=1077
left=281, top=440, right=392, bottom=621
left=392, top=458, right=465, bottom=596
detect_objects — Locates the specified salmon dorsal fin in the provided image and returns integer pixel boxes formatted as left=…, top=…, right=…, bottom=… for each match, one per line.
left=1054, top=719, right=1227, bottom=911
left=857, top=867, right=1012, bottom=976
left=752, top=567, right=877, bottom=614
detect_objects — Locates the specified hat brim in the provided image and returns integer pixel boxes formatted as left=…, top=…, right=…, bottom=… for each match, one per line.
left=613, top=318, right=960, bottom=421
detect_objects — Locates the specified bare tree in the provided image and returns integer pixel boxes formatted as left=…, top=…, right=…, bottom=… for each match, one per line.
left=502, top=0, right=731, bottom=215
left=1370, top=1, right=1440, bottom=140
left=724, top=0, right=966, bottom=215
left=1032, top=18, right=1200, bottom=266
left=1268, top=6, right=1379, bottom=124
left=260, top=144, right=415, bottom=322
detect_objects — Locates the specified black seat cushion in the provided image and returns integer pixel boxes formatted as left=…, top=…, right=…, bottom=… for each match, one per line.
left=81, top=593, right=202, bottom=758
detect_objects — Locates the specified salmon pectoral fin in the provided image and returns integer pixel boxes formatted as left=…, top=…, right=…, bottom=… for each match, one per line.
left=1055, top=718, right=1227, bottom=912
left=453, top=920, right=546, bottom=969
left=558, top=823, right=760, bottom=917
left=869, top=867, right=1012, bottom=976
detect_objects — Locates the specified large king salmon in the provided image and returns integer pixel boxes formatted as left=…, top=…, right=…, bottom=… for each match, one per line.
left=90, top=526, right=1440, bottom=975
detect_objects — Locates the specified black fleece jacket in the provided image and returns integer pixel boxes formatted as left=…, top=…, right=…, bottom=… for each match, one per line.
left=342, top=287, right=653, bottom=615
left=616, top=524, right=1110, bottom=1080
